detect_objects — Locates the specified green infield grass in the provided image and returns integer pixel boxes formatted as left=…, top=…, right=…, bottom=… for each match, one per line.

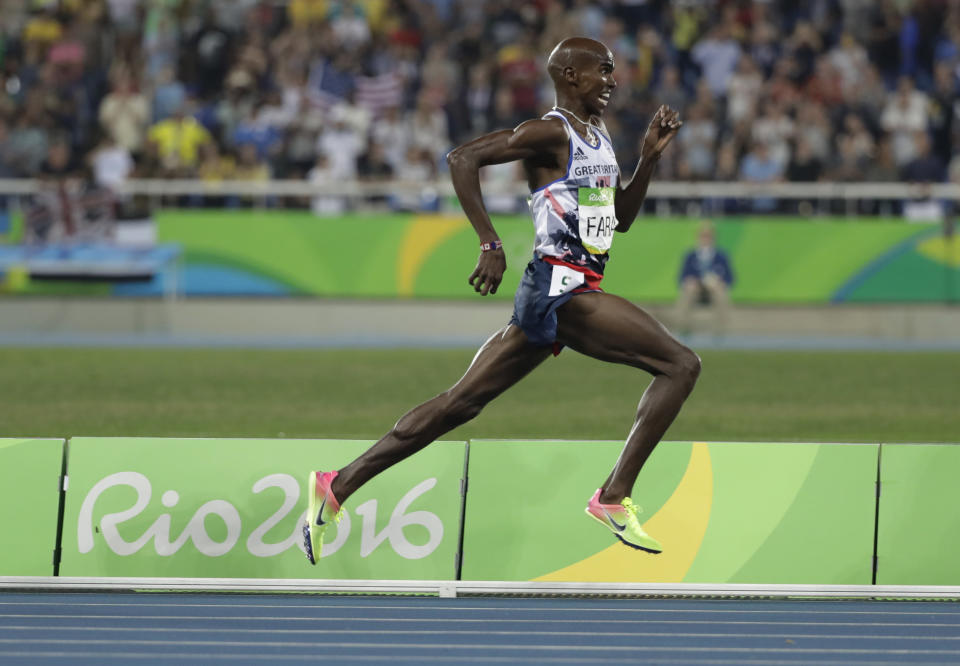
left=1, top=347, right=957, bottom=443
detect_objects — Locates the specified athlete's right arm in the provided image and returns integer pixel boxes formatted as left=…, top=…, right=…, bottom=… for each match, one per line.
left=446, top=119, right=567, bottom=296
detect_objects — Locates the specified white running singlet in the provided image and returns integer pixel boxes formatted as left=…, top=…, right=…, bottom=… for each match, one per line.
left=527, top=110, right=621, bottom=275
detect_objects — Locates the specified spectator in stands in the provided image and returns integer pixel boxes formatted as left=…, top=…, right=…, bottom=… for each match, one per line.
left=831, top=133, right=868, bottom=183
left=357, top=139, right=394, bottom=181
left=328, top=89, right=372, bottom=142
left=928, top=61, right=957, bottom=167
left=751, top=98, right=793, bottom=170
left=881, top=76, right=930, bottom=168
left=864, top=137, right=899, bottom=182
left=784, top=20, right=821, bottom=82
left=233, top=101, right=283, bottom=164
left=677, top=102, right=717, bottom=181
left=198, top=141, right=235, bottom=182
left=357, top=139, right=394, bottom=207
left=330, top=0, right=372, bottom=50
left=676, top=221, right=735, bottom=337
left=98, top=68, right=149, bottom=156
left=0, top=117, right=13, bottom=179
left=230, top=142, right=272, bottom=208
left=691, top=23, right=741, bottom=98
left=183, top=6, right=234, bottom=99
left=465, top=64, right=495, bottom=135
left=89, top=133, right=134, bottom=193
left=846, top=63, right=888, bottom=126
left=38, top=135, right=79, bottom=181
left=902, top=132, right=946, bottom=183
left=391, top=147, right=439, bottom=212
left=151, top=64, right=186, bottom=123
left=6, top=92, right=50, bottom=176
left=278, top=106, right=321, bottom=179
left=740, top=140, right=784, bottom=212
left=317, top=108, right=363, bottom=180
left=669, top=1, right=704, bottom=86
left=6, top=0, right=960, bottom=216
left=836, top=113, right=875, bottom=166
left=406, top=92, right=449, bottom=166
left=142, top=4, right=180, bottom=82
left=195, top=141, right=234, bottom=207
left=481, top=160, right=522, bottom=215
left=0, top=116, right=13, bottom=234
left=22, top=7, right=63, bottom=59
left=147, top=102, right=213, bottom=176
left=804, top=57, right=844, bottom=108
left=657, top=65, right=689, bottom=115
left=727, top=56, right=763, bottom=125
left=786, top=135, right=824, bottom=183
left=794, top=102, right=831, bottom=164
left=371, top=105, right=407, bottom=173
left=749, top=16, right=781, bottom=77
left=309, top=153, right=347, bottom=217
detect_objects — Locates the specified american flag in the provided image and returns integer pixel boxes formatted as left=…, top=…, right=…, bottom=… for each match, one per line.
left=355, top=72, right=404, bottom=116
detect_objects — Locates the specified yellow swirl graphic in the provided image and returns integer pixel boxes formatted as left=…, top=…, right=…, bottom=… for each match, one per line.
left=397, top=215, right=465, bottom=296
left=535, top=442, right=713, bottom=583
left=916, top=236, right=960, bottom=268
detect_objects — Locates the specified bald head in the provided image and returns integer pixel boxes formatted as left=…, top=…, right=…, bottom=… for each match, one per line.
left=547, top=38, right=613, bottom=87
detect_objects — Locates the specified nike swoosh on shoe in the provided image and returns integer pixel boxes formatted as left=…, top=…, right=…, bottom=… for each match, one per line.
left=316, top=495, right=327, bottom=526
left=602, top=507, right=626, bottom=531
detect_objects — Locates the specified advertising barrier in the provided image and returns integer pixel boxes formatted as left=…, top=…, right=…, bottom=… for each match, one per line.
left=9, top=436, right=957, bottom=584
left=10, top=211, right=946, bottom=303
left=59, top=438, right=465, bottom=580
left=876, top=444, right=960, bottom=585
left=0, top=438, right=64, bottom=575
left=461, top=440, right=877, bottom=583
left=149, top=212, right=941, bottom=303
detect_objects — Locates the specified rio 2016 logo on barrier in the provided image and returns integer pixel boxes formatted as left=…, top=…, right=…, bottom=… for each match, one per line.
left=77, top=472, right=444, bottom=560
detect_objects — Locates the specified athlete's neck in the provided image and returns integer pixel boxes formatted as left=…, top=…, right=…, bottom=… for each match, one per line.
left=552, top=102, right=601, bottom=145
left=553, top=97, right=599, bottom=124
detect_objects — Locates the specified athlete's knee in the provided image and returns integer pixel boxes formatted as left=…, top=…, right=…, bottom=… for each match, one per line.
left=674, top=347, right=701, bottom=388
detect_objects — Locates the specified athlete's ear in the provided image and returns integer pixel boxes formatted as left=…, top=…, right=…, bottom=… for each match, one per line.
left=563, top=66, right=578, bottom=85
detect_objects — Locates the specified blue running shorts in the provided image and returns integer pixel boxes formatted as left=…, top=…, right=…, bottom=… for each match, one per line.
left=509, top=255, right=603, bottom=348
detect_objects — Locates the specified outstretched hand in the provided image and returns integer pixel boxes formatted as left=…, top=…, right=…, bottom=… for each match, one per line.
left=641, top=105, right=682, bottom=160
left=468, top=249, right=506, bottom=296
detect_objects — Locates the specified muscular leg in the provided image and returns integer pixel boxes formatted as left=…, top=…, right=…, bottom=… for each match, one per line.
left=557, top=292, right=701, bottom=504
left=331, top=325, right=552, bottom=504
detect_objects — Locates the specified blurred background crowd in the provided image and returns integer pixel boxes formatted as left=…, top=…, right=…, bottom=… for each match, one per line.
left=1, top=0, right=959, bottom=201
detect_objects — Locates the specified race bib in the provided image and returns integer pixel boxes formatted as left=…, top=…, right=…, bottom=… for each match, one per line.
left=579, top=187, right=617, bottom=254
left=548, top=263, right=586, bottom=297
left=578, top=187, right=618, bottom=255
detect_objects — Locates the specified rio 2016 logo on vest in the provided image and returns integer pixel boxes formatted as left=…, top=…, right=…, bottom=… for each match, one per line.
left=77, top=472, right=444, bottom=560
left=578, top=186, right=618, bottom=254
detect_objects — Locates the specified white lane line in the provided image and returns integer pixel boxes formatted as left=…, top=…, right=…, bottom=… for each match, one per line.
left=3, top=624, right=960, bottom=641
left=1, top=613, right=959, bottom=627
left=1, top=638, right=960, bottom=655
left=0, top=653, right=916, bottom=666
left=1, top=600, right=956, bottom=616
left=0, top=653, right=617, bottom=664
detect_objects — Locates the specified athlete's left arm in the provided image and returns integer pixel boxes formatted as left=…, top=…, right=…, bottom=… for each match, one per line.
left=614, top=105, right=682, bottom=233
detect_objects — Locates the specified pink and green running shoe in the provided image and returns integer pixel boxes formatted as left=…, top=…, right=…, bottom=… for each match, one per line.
left=585, top=489, right=663, bottom=554
left=302, top=470, right=343, bottom=565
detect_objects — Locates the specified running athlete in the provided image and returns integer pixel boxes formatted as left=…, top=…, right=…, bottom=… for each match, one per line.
left=304, top=37, right=699, bottom=563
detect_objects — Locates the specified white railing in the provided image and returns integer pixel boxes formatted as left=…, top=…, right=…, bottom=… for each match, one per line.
left=0, top=178, right=957, bottom=200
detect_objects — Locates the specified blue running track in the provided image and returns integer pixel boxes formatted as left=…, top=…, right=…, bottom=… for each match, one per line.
left=2, top=592, right=959, bottom=665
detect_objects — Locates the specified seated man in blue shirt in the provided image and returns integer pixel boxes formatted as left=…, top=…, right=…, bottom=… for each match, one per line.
left=676, top=222, right=734, bottom=336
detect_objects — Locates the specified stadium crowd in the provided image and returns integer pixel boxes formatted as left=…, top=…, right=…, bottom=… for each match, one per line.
left=0, top=0, right=959, bottom=207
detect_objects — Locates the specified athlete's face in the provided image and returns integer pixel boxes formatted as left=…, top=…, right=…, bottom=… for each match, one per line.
left=578, top=50, right=617, bottom=116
